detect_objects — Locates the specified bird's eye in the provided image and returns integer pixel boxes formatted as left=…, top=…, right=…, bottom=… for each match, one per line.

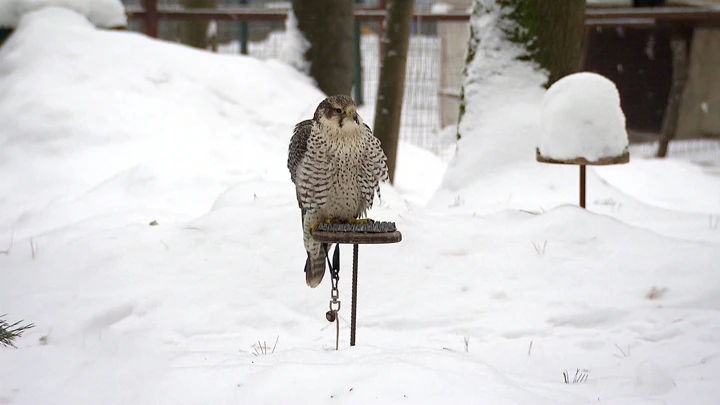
left=334, top=108, right=342, bottom=114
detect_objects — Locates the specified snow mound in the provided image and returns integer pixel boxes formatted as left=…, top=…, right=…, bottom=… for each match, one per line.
left=539, top=72, right=629, bottom=161
left=0, top=6, right=323, bottom=238
left=393, top=142, right=447, bottom=206
left=279, top=9, right=309, bottom=74
left=0, top=0, right=127, bottom=28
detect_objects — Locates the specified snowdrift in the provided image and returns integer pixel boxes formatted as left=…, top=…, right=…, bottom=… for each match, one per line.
left=0, top=7, right=324, bottom=239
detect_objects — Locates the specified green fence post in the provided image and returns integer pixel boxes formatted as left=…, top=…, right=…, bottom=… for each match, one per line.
left=238, top=0, right=248, bottom=54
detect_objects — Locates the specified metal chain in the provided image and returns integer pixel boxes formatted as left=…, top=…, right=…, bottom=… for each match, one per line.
left=322, top=244, right=341, bottom=350
left=329, top=279, right=341, bottom=313
left=327, top=244, right=341, bottom=314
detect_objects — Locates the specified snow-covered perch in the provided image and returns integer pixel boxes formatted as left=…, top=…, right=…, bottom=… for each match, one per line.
left=536, top=72, right=630, bottom=208
left=539, top=72, right=629, bottom=162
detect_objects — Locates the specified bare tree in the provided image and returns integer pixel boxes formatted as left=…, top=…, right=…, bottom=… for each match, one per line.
left=292, top=0, right=354, bottom=96
left=531, top=0, right=586, bottom=86
left=372, top=0, right=415, bottom=183
left=498, top=0, right=586, bottom=86
left=178, top=0, right=217, bottom=49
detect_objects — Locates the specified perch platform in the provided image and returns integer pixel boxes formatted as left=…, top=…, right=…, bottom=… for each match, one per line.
left=536, top=148, right=630, bottom=208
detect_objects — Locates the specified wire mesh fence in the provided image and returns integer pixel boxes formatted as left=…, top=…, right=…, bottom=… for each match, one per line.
left=631, top=139, right=720, bottom=165
left=218, top=24, right=453, bottom=156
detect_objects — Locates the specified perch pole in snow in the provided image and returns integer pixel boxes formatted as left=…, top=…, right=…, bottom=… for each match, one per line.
left=537, top=72, right=631, bottom=208
left=312, top=221, right=401, bottom=348
left=536, top=150, right=629, bottom=208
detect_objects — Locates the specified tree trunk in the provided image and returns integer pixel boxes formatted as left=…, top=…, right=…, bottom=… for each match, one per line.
left=372, top=0, right=414, bottom=183
left=292, top=0, right=354, bottom=96
left=531, top=0, right=586, bottom=86
left=657, top=30, right=691, bottom=158
left=179, top=0, right=217, bottom=49
left=496, top=0, right=585, bottom=86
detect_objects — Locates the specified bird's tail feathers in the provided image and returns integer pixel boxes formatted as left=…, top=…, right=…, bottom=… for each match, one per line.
left=305, top=244, right=327, bottom=288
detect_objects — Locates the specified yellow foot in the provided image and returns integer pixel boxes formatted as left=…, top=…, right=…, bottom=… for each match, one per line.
left=314, top=218, right=371, bottom=230
left=330, top=217, right=371, bottom=224
left=311, top=218, right=345, bottom=231
left=321, top=218, right=355, bottom=224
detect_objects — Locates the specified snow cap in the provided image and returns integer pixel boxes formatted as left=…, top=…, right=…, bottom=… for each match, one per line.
left=539, top=72, right=629, bottom=162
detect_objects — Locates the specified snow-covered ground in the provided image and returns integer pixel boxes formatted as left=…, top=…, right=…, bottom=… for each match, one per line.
left=1, top=5, right=720, bottom=405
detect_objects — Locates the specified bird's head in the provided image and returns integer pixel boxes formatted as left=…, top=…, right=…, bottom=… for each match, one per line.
left=314, top=95, right=361, bottom=130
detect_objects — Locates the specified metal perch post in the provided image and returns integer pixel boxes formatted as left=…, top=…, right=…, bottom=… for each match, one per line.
left=312, top=221, right=402, bottom=348
left=536, top=149, right=630, bottom=208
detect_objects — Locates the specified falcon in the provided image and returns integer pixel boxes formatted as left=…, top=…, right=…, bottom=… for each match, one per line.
left=288, top=95, right=389, bottom=288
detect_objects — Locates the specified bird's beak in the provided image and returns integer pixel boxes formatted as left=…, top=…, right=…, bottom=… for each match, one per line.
left=345, top=109, right=359, bottom=124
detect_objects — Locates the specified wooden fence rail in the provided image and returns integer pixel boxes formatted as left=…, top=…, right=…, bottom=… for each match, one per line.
left=127, top=1, right=720, bottom=38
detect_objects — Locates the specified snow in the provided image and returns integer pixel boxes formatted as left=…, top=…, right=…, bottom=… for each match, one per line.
left=539, top=72, right=629, bottom=161
left=0, top=0, right=126, bottom=28
left=206, top=20, right=217, bottom=39
left=279, top=9, right=310, bottom=75
left=1, top=4, right=720, bottom=405
left=392, top=142, right=447, bottom=206
left=636, top=360, right=675, bottom=396
left=443, top=0, right=547, bottom=192
left=430, top=3, right=453, bottom=14
left=0, top=6, right=322, bottom=238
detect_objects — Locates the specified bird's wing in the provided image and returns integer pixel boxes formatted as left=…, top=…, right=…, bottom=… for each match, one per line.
left=361, top=124, right=389, bottom=209
left=288, top=119, right=314, bottom=185
left=291, top=121, right=333, bottom=212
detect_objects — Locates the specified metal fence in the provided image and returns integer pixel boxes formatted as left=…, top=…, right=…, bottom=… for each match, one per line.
left=214, top=24, right=450, bottom=155
left=122, top=1, right=720, bottom=159
left=122, top=0, right=467, bottom=158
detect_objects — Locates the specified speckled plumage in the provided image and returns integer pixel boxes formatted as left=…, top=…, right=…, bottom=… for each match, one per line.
left=288, top=95, right=388, bottom=288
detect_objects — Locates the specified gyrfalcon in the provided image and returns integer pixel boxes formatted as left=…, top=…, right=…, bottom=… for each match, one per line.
left=287, top=95, right=388, bottom=288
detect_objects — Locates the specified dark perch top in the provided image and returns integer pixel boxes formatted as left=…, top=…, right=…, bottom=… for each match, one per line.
left=536, top=148, right=630, bottom=166
left=312, top=221, right=402, bottom=244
